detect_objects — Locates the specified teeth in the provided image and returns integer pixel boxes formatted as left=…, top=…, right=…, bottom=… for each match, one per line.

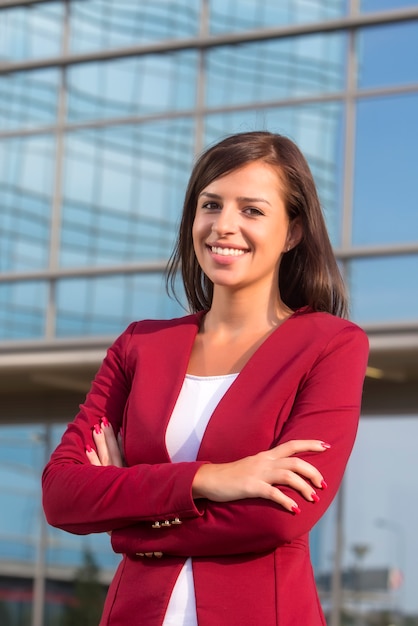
left=211, top=246, right=246, bottom=256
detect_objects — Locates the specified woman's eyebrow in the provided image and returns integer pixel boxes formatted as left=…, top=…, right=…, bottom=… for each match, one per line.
left=199, top=191, right=271, bottom=206
left=238, top=196, right=271, bottom=206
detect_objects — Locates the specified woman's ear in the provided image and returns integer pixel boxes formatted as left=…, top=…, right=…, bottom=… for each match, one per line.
left=285, top=218, right=303, bottom=252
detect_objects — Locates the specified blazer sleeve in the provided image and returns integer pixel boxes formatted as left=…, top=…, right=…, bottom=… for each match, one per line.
left=42, top=323, right=204, bottom=535
left=110, top=324, right=369, bottom=557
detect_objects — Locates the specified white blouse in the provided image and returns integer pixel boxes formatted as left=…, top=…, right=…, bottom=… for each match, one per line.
left=163, top=373, right=238, bottom=626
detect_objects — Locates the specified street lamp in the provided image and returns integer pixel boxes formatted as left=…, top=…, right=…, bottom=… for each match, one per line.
left=351, top=543, right=371, bottom=626
left=375, top=518, right=405, bottom=624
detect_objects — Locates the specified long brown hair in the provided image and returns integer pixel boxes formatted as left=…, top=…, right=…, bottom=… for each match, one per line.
left=166, top=131, right=348, bottom=318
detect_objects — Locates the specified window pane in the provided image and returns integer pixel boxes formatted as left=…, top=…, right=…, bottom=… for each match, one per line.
left=361, top=0, right=418, bottom=11
left=0, top=422, right=119, bottom=621
left=0, top=136, right=55, bottom=273
left=0, top=2, right=64, bottom=61
left=61, top=120, right=194, bottom=267
left=342, top=417, right=416, bottom=618
left=315, top=416, right=418, bottom=620
left=358, top=21, right=418, bottom=89
left=0, top=425, right=46, bottom=566
left=67, top=53, right=197, bottom=122
left=348, top=255, right=418, bottom=323
left=56, top=274, right=184, bottom=337
left=353, top=94, right=418, bottom=246
left=209, top=0, right=348, bottom=34
left=0, top=69, right=59, bottom=131
left=0, top=281, right=47, bottom=340
left=69, top=0, right=200, bottom=52
left=205, top=104, right=344, bottom=246
left=206, top=34, right=346, bottom=108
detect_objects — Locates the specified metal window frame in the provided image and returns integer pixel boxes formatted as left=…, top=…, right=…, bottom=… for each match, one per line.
left=1, top=5, right=418, bottom=74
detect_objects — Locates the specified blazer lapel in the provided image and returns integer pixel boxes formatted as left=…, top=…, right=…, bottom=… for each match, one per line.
left=197, top=312, right=304, bottom=463
left=128, top=313, right=203, bottom=463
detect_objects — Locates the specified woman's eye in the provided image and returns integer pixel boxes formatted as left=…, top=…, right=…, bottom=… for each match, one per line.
left=202, top=202, right=220, bottom=211
left=244, top=207, right=264, bottom=216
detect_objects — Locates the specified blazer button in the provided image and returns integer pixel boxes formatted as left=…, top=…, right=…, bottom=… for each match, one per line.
left=136, top=553, right=145, bottom=557
left=151, top=521, right=161, bottom=529
left=162, top=520, right=171, bottom=527
left=172, top=517, right=182, bottom=525
left=153, top=552, right=163, bottom=558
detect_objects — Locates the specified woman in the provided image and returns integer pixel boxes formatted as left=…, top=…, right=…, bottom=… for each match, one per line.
left=42, top=131, right=369, bottom=625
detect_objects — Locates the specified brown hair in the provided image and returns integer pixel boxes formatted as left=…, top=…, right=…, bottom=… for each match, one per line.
left=166, top=131, right=348, bottom=318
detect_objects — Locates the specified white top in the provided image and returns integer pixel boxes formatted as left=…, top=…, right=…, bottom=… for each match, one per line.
left=162, top=373, right=238, bottom=626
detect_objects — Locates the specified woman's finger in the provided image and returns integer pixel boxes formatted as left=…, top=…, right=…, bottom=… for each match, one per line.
left=92, top=424, right=110, bottom=465
left=85, top=445, right=102, bottom=466
left=257, top=483, right=302, bottom=513
left=271, top=468, right=321, bottom=502
left=277, top=457, right=326, bottom=490
left=101, top=418, right=124, bottom=467
left=271, top=439, right=331, bottom=459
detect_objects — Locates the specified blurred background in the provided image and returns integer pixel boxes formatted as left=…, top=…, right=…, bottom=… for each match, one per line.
left=0, top=1, right=417, bottom=625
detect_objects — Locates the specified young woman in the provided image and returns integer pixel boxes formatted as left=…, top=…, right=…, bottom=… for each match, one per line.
left=42, top=131, right=369, bottom=625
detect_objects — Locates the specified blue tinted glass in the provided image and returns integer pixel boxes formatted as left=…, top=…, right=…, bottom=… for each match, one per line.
left=0, top=135, right=54, bottom=272
left=206, top=34, right=346, bottom=108
left=0, top=423, right=119, bottom=579
left=0, top=2, right=63, bottom=61
left=0, top=281, right=47, bottom=339
left=61, top=119, right=194, bottom=267
left=0, top=425, right=46, bottom=564
left=56, top=274, right=185, bottom=337
left=0, top=69, right=59, bottom=130
left=349, top=255, right=418, bottom=322
left=361, top=0, right=418, bottom=11
left=342, top=416, right=418, bottom=616
left=315, top=415, right=418, bottom=616
left=358, top=21, right=418, bottom=88
left=70, top=0, right=200, bottom=52
left=205, top=103, right=344, bottom=247
left=210, top=0, right=347, bottom=33
left=67, top=52, right=197, bottom=121
left=353, top=94, right=418, bottom=245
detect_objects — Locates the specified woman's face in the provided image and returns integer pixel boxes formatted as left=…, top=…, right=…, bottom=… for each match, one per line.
left=192, top=160, right=300, bottom=295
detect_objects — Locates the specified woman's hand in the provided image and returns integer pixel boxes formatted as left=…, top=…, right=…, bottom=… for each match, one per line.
left=192, top=440, right=329, bottom=513
left=85, top=424, right=328, bottom=514
left=86, top=417, right=124, bottom=467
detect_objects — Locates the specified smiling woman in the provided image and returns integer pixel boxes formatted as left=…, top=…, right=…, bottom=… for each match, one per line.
left=42, top=131, right=369, bottom=626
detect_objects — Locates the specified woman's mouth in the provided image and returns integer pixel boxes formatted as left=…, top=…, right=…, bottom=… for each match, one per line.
left=207, top=245, right=249, bottom=257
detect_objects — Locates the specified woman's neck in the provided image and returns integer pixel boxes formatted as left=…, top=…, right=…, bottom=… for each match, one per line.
left=203, top=288, right=293, bottom=337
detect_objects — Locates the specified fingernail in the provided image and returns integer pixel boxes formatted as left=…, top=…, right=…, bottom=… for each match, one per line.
left=291, top=505, right=301, bottom=515
left=101, top=417, right=110, bottom=427
left=93, top=423, right=101, bottom=434
left=321, top=442, right=331, bottom=449
left=311, top=492, right=320, bottom=503
left=86, top=444, right=93, bottom=453
left=321, top=480, right=328, bottom=490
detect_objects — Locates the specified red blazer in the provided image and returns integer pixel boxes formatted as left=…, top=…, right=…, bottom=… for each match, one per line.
left=42, top=308, right=369, bottom=626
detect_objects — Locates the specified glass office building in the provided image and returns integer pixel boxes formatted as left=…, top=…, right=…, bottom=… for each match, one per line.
left=0, top=1, right=417, bottom=624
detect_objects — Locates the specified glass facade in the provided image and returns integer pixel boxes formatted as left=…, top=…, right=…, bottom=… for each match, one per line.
left=1, top=1, right=417, bottom=625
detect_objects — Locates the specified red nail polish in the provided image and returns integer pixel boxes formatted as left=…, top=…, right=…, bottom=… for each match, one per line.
left=101, top=417, right=110, bottom=427
left=94, top=423, right=101, bottom=434
left=321, top=442, right=331, bottom=449
left=291, top=505, right=301, bottom=515
left=311, top=492, right=320, bottom=503
left=86, top=444, right=93, bottom=453
left=321, top=480, right=328, bottom=490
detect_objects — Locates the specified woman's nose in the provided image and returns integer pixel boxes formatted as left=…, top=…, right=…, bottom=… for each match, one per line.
left=211, top=205, right=238, bottom=235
